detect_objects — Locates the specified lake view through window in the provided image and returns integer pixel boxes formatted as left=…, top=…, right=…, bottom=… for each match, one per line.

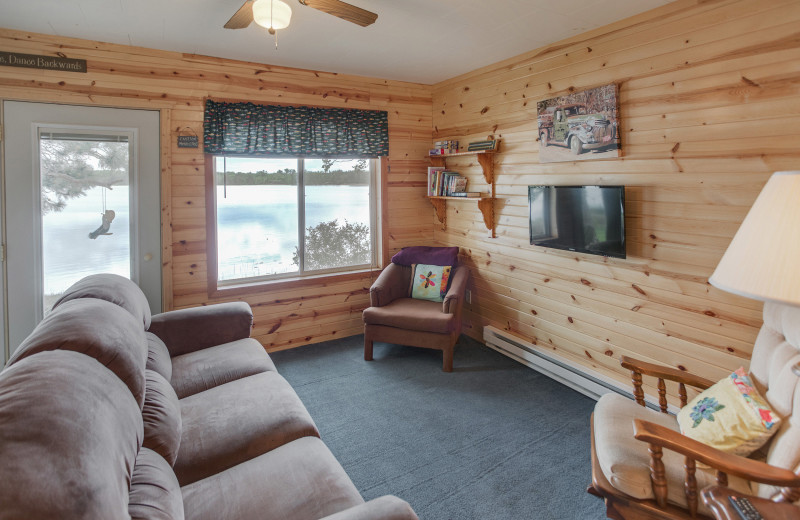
left=214, top=156, right=376, bottom=284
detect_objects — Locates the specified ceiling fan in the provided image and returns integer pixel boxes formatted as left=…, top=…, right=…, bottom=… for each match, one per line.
left=224, top=0, right=378, bottom=30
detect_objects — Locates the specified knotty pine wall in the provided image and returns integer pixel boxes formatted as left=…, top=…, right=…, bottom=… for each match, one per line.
left=431, top=0, right=800, bottom=393
left=0, top=28, right=433, bottom=351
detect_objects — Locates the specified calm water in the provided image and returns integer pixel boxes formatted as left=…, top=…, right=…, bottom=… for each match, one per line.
left=42, top=185, right=370, bottom=294
left=216, top=185, right=370, bottom=280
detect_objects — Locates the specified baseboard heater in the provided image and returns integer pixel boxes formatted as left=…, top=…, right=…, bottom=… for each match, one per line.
left=483, top=325, right=678, bottom=414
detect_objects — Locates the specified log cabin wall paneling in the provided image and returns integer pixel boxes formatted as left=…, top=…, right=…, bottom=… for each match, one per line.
left=430, top=0, right=800, bottom=396
left=0, top=28, right=433, bottom=352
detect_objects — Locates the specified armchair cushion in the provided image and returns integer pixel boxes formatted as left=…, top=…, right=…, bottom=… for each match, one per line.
left=391, top=246, right=458, bottom=267
left=594, top=393, right=751, bottom=514
left=362, top=298, right=456, bottom=334
left=677, top=368, right=781, bottom=457
left=409, top=264, right=452, bottom=302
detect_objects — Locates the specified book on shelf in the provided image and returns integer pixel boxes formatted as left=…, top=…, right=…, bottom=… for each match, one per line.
left=467, top=139, right=499, bottom=152
left=430, top=139, right=460, bottom=155
left=427, top=166, right=445, bottom=196
left=428, top=168, right=470, bottom=197
left=449, top=192, right=483, bottom=198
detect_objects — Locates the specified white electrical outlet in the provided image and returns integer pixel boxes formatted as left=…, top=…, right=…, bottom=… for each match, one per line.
left=465, top=289, right=472, bottom=304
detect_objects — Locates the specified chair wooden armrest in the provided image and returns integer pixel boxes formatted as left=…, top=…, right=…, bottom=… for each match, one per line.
left=620, top=356, right=715, bottom=411
left=633, top=418, right=800, bottom=515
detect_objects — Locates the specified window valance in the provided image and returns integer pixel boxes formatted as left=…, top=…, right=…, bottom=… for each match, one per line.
left=203, top=100, right=389, bottom=158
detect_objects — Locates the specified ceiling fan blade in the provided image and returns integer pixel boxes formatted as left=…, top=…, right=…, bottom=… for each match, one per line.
left=224, top=0, right=255, bottom=29
left=300, top=0, right=378, bottom=27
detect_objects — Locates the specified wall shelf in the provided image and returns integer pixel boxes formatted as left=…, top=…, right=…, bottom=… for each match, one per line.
left=427, top=148, right=498, bottom=238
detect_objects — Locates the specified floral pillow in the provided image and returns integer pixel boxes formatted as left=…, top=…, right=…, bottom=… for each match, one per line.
left=409, top=263, right=452, bottom=302
left=676, top=368, right=781, bottom=456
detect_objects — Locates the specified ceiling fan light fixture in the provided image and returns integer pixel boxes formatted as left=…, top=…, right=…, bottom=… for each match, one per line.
left=252, top=0, right=292, bottom=31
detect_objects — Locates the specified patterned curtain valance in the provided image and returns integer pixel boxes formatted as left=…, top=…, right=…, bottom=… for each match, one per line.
left=203, top=100, right=389, bottom=158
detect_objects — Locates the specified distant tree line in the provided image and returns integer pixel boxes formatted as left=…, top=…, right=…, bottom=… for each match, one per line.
left=216, top=169, right=370, bottom=186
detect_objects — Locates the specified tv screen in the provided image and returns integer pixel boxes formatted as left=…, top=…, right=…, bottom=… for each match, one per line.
left=529, top=185, right=626, bottom=259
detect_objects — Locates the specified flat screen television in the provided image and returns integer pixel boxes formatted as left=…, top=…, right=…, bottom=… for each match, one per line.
left=529, top=185, right=626, bottom=259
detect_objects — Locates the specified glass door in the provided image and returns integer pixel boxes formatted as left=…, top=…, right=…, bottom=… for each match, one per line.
left=2, top=102, right=161, bottom=356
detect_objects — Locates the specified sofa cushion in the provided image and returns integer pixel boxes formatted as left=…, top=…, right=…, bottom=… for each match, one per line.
left=594, top=393, right=751, bottom=515
left=143, top=370, right=182, bottom=466
left=0, top=350, right=142, bottom=520
left=175, top=370, right=319, bottom=486
left=170, top=338, right=276, bottom=399
left=52, top=272, right=152, bottom=329
left=318, top=496, right=419, bottom=520
left=181, top=437, right=363, bottom=520
left=7, top=298, right=148, bottom=406
left=147, top=332, right=173, bottom=382
left=362, top=298, right=455, bottom=334
left=130, top=447, right=185, bottom=520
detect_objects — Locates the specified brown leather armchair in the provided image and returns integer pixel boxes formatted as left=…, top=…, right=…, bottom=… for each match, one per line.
left=588, top=301, right=800, bottom=519
left=362, top=263, right=470, bottom=372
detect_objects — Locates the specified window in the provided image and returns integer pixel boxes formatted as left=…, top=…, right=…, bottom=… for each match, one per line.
left=212, top=156, right=378, bottom=285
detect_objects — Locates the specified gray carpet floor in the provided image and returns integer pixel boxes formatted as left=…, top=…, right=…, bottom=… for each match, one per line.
left=271, top=335, right=609, bottom=520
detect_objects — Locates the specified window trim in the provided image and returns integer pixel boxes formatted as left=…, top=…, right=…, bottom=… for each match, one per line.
left=204, top=154, right=385, bottom=298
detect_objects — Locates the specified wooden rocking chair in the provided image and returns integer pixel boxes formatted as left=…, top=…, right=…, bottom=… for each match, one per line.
left=588, top=301, right=800, bottom=519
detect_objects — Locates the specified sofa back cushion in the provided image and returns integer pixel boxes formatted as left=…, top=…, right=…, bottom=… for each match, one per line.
left=129, top=447, right=185, bottom=520
left=143, top=369, right=182, bottom=466
left=7, top=298, right=149, bottom=407
left=0, top=350, right=143, bottom=519
left=52, top=273, right=152, bottom=329
left=747, top=302, right=800, bottom=499
left=147, top=332, right=173, bottom=382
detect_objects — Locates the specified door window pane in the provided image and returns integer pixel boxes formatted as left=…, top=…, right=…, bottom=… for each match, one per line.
left=215, top=157, right=299, bottom=281
left=39, top=132, right=131, bottom=314
left=303, top=159, right=372, bottom=271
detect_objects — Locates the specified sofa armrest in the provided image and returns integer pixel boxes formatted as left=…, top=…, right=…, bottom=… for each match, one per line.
left=443, top=265, right=470, bottom=314
left=148, top=302, right=254, bottom=357
left=318, top=496, right=419, bottom=520
left=370, top=264, right=409, bottom=308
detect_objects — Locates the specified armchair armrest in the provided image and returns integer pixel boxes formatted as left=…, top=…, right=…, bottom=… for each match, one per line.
left=633, top=419, right=800, bottom=514
left=443, top=265, right=470, bottom=314
left=621, top=356, right=714, bottom=390
left=148, top=302, right=254, bottom=357
left=633, top=419, right=800, bottom=487
left=621, top=355, right=714, bottom=411
left=318, top=496, right=419, bottom=520
left=369, top=263, right=410, bottom=308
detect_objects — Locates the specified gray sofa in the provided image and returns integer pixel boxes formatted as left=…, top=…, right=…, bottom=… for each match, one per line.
left=0, top=274, right=418, bottom=520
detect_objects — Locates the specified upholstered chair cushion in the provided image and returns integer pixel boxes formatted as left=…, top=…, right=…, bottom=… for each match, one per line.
left=143, top=370, right=182, bottom=466
left=391, top=246, right=459, bottom=267
left=746, top=302, right=800, bottom=499
left=0, top=351, right=142, bottom=520
left=363, top=298, right=456, bottom=334
left=52, top=272, right=152, bottom=328
left=129, top=447, right=185, bottom=520
left=147, top=332, right=173, bottom=382
left=593, top=393, right=752, bottom=515
left=6, top=298, right=148, bottom=406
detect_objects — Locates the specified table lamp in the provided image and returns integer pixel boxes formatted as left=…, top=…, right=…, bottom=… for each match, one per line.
left=708, top=170, right=800, bottom=373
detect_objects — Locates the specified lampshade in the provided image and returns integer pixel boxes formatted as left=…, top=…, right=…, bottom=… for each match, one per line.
left=252, top=0, right=292, bottom=30
left=709, top=171, right=800, bottom=306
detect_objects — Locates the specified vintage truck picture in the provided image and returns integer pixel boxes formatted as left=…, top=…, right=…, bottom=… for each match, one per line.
left=537, top=84, right=621, bottom=163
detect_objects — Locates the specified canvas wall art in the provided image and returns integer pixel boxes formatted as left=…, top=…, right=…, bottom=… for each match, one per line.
left=536, top=83, right=621, bottom=163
